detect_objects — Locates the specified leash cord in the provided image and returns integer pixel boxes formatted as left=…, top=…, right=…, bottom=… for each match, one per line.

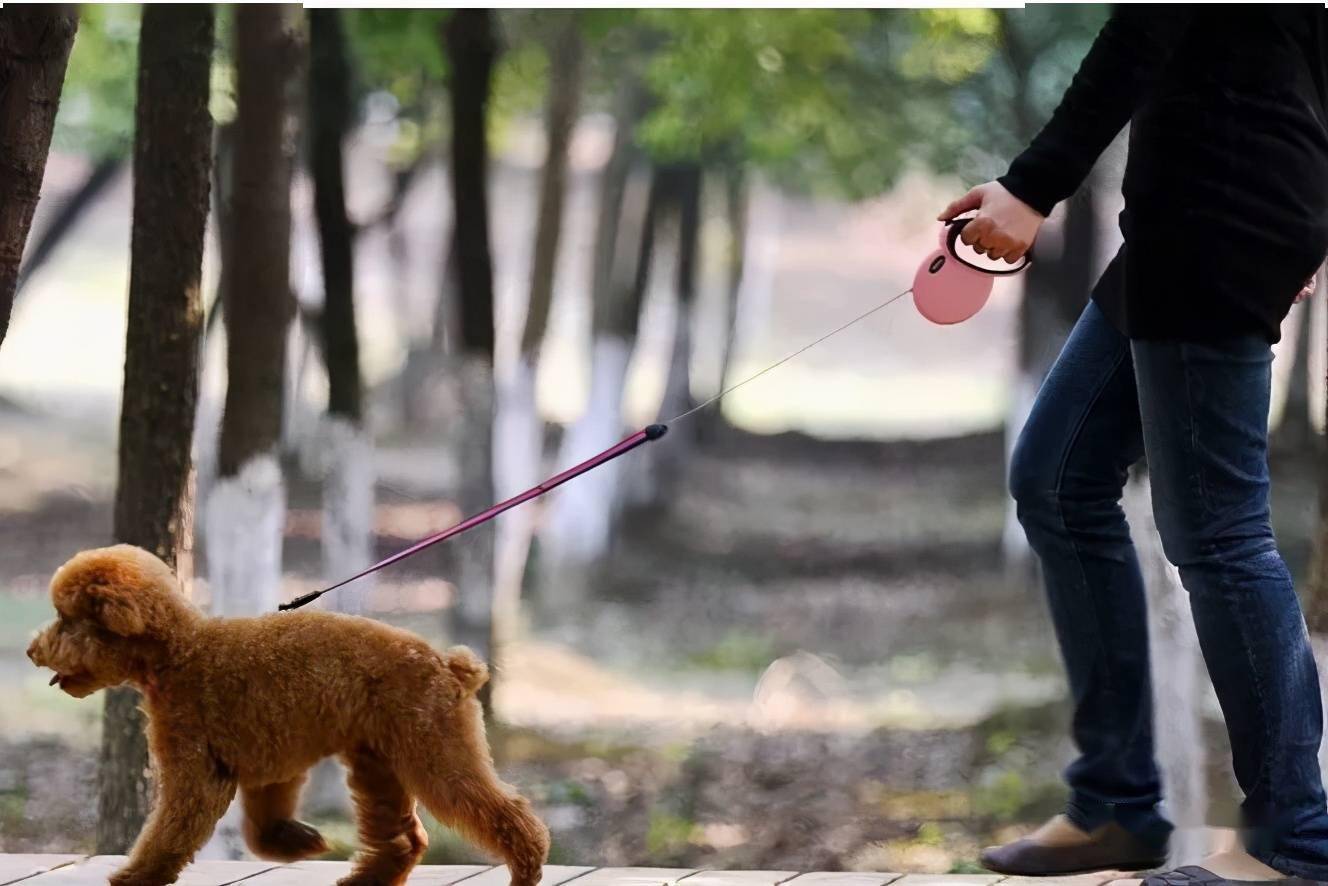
left=667, top=287, right=914, bottom=424
left=279, top=285, right=915, bottom=611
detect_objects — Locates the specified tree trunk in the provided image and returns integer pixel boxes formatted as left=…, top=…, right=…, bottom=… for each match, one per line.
left=1273, top=297, right=1316, bottom=455
left=624, top=163, right=702, bottom=510
left=97, top=4, right=213, bottom=855
left=519, top=16, right=582, bottom=362
left=658, top=163, right=702, bottom=423
left=308, top=8, right=372, bottom=620
left=541, top=158, right=662, bottom=590
left=443, top=9, right=499, bottom=710
left=16, top=155, right=124, bottom=296
left=1124, top=472, right=1210, bottom=866
left=708, top=164, right=748, bottom=436
left=205, top=4, right=301, bottom=617
left=495, top=16, right=584, bottom=639
left=0, top=5, right=78, bottom=350
left=310, top=10, right=361, bottom=426
left=1307, top=309, right=1328, bottom=633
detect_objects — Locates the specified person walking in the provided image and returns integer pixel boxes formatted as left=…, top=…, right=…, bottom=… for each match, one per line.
left=942, top=7, right=1328, bottom=885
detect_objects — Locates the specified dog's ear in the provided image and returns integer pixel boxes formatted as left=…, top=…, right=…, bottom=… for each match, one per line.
left=54, top=577, right=149, bottom=637
left=50, top=546, right=185, bottom=638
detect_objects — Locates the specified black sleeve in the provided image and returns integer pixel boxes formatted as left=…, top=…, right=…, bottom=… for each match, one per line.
left=997, top=6, right=1198, bottom=216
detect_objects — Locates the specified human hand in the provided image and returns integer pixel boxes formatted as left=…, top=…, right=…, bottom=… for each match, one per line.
left=938, top=181, right=1045, bottom=264
left=1296, top=272, right=1317, bottom=303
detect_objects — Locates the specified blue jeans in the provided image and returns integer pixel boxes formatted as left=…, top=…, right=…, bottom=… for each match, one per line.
left=1010, top=300, right=1328, bottom=879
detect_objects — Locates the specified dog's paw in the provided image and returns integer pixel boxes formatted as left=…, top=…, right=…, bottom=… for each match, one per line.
left=109, top=865, right=177, bottom=886
left=336, top=873, right=408, bottom=886
left=246, top=819, right=330, bottom=862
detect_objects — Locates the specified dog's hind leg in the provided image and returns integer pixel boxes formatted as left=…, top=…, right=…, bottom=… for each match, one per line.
left=399, top=701, right=550, bottom=886
left=241, top=774, right=329, bottom=862
left=339, top=747, right=428, bottom=886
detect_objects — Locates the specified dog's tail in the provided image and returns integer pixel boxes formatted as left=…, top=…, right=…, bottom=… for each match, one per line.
left=443, top=646, right=490, bottom=698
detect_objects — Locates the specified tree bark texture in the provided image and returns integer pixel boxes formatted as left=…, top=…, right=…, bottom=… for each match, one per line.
left=520, top=15, right=583, bottom=359
left=309, top=8, right=362, bottom=424
left=217, top=4, right=301, bottom=477
left=0, top=5, right=78, bottom=349
left=98, top=3, right=213, bottom=855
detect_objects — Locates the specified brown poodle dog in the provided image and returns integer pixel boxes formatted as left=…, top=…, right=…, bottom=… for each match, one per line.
left=26, top=545, right=549, bottom=886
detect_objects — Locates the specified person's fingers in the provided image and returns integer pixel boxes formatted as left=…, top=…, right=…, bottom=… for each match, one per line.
left=938, top=188, right=983, bottom=222
left=959, top=216, right=993, bottom=247
left=986, top=243, right=1009, bottom=261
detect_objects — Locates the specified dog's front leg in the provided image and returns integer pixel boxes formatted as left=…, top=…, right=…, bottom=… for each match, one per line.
left=111, top=743, right=237, bottom=886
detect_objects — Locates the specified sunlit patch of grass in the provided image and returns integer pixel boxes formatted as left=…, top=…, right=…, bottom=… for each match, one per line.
left=645, top=811, right=697, bottom=858
left=971, top=769, right=1062, bottom=824
left=682, top=630, right=779, bottom=673
left=859, top=784, right=972, bottom=820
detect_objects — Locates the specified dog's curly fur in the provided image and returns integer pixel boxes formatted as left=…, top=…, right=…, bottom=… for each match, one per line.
left=26, top=545, right=550, bottom=886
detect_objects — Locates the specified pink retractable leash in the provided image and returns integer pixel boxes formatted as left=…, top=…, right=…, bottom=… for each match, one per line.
left=913, top=217, right=1031, bottom=325
left=280, top=218, right=1031, bottom=611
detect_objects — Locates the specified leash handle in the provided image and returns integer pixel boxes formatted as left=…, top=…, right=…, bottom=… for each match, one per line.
left=280, top=424, right=669, bottom=611
left=944, top=218, right=1032, bottom=275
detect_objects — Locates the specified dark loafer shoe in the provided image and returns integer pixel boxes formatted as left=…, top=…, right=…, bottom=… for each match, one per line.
left=1144, top=866, right=1326, bottom=886
left=980, top=821, right=1169, bottom=876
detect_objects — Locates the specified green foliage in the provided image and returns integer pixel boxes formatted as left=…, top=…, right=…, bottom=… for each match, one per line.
left=683, top=629, right=778, bottom=672
left=949, top=859, right=990, bottom=875
left=971, top=769, right=1030, bottom=822
left=645, top=810, right=697, bottom=857
left=344, top=8, right=448, bottom=104
left=638, top=9, right=865, bottom=165
left=53, top=3, right=141, bottom=159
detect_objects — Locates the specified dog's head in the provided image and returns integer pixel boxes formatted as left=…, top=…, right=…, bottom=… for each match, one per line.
left=26, top=545, right=200, bottom=697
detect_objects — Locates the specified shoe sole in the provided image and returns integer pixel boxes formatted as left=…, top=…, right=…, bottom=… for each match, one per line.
left=981, top=857, right=1169, bottom=877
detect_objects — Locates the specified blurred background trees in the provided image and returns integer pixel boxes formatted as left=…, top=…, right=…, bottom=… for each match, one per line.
left=3, top=3, right=1326, bottom=873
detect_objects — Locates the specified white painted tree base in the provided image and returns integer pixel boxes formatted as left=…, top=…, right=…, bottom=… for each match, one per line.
left=453, top=356, right=497, bottom=661
left=544, top=336, right=631, bottom=569
left=493, top=358, right=542, bottom=639
left=1001, top=372, right=1038, bottom=571
left=299, top=416, right=375, bottom=615
left=202, top=454, right=286, bottom=617
left=1124, top=474, right=1210, bottom=868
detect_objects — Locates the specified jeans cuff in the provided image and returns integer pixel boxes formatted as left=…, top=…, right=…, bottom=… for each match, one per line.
left=1067, top=794, right=1173, bottom=848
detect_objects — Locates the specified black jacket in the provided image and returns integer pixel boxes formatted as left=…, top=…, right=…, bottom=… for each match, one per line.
left=999, top=5, right=1328, bottom=343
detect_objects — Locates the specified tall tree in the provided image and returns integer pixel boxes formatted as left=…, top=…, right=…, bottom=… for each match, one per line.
left=443, top=9, right=500, bottom=707
left=542, top=151, right=663, bottom=588
left=540, top=67, right=652, bottom=575
left=624, top=162, right=703, bottom=511
left=519, top=15, right=583, bottom=365
left=97, top=4, right=213, bottom=854
left=15, top=3, right=139, bottom=301
left=494, top=14, right=586, bottom=634
left=654, top=163, right=702, bottom=453
left=308, top=8, right=373, bottom=615
left=713, top=165, right=748, bottom=408
left=1272, top=296, right=1318, bottom=455
left=0, top=5, right=78, bottom=350
left=205, top=5, right=302, bottom=616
